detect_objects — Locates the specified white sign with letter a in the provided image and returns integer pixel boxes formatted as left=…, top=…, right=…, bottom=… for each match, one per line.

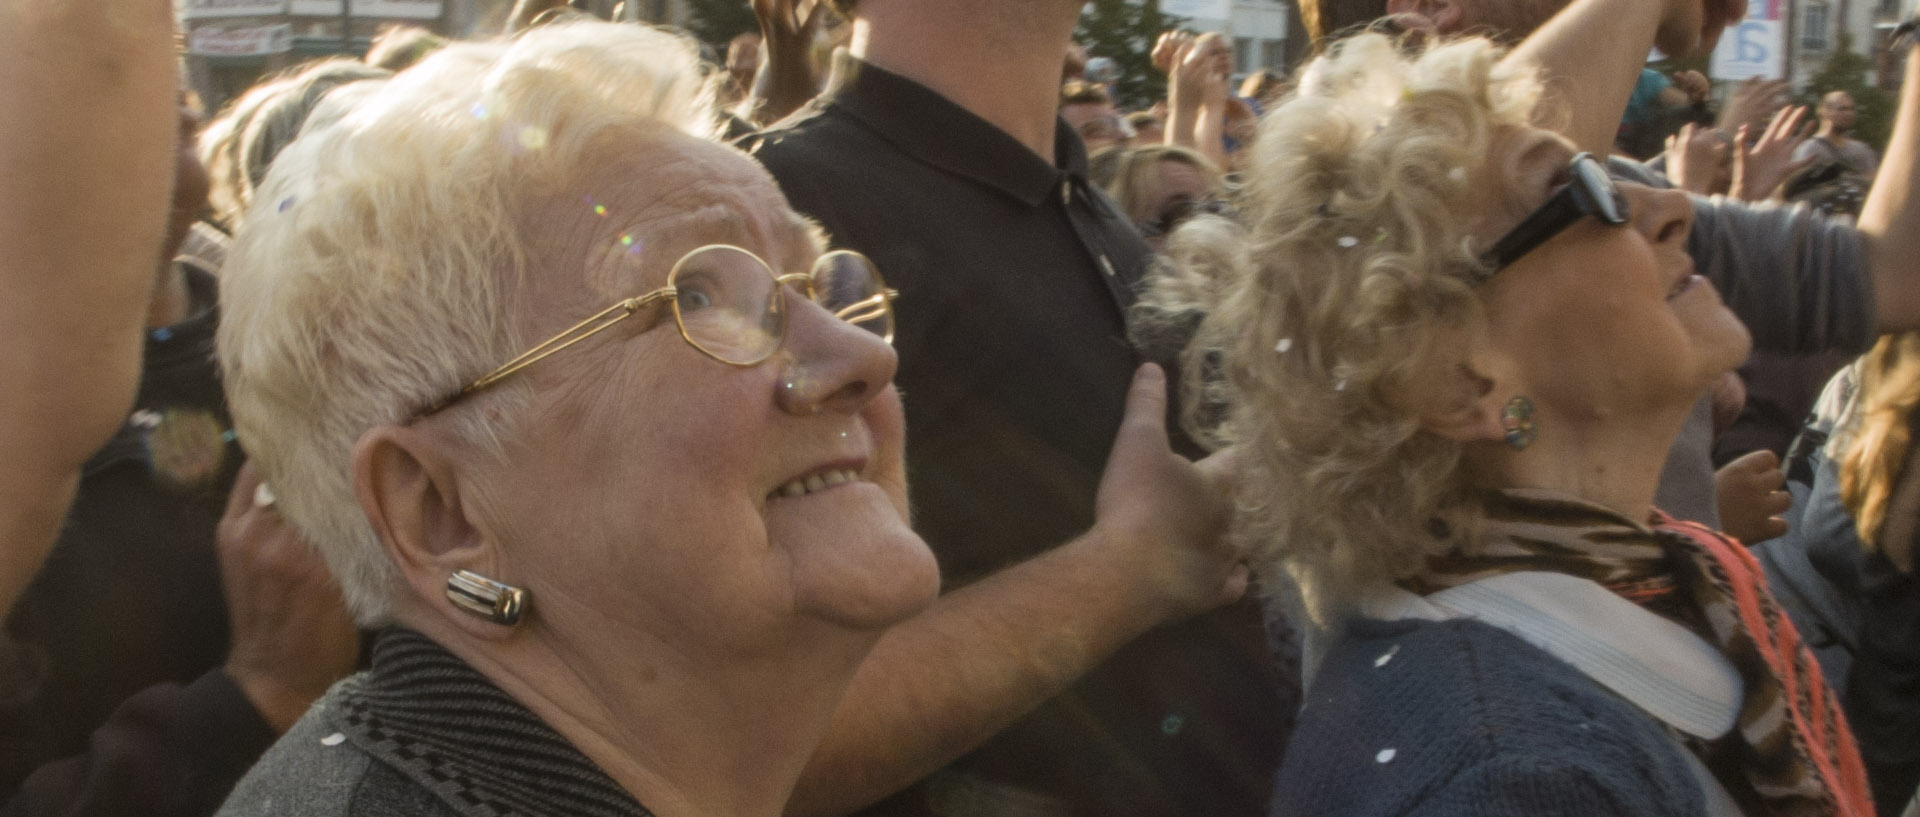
left=1710, top=0, right=1784, bottom=80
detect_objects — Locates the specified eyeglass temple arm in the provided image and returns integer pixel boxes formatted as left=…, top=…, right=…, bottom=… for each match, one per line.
left=464, top=290, right=674, bottom=394
left=1474, top=187, right=1582, bottom=281
left=834, top=289, right=899, bottom=325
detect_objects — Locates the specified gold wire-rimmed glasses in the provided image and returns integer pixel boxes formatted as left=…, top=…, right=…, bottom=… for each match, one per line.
left=411, top=244, right=897, bottom=419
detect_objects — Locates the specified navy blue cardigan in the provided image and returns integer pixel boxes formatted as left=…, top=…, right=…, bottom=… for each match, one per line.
left=1272, top=617, right=1710, bottom=817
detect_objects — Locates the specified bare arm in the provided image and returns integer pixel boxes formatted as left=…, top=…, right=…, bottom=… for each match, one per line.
left=1859, top=49, right=1920, bottom=333
left=784, top=365, right=1248, bottom=816
left=0, top=0, right=178, bottom=609
left=1163, top=33, right=1231, bottom=169
left=1503, top=0, right=1741, bottom=157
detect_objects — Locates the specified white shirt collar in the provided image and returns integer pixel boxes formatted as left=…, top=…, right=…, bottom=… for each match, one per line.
left=1359, top=571, right=1742, bottom=740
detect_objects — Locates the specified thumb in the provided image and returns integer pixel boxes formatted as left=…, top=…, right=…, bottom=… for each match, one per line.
left=1114, top=363, right=1171, bottom=459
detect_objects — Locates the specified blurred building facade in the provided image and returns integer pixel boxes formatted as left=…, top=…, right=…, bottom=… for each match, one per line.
left=179, top=0, right=691, bottom=113
left=1160, top=0, right=1305, bottom=75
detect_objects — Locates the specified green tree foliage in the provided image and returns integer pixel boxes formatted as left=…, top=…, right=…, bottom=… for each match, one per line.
left=686, top=0, right=758, bottom=47
left=1805, top=31, right=1894, bottom=151
left=1076, top=0, right=1186, bottom=109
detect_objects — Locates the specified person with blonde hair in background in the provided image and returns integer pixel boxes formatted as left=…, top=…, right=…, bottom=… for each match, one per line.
left=1102, top=144, right=1224, bottom=247
left=1761, top=330, right=1920, bottom=817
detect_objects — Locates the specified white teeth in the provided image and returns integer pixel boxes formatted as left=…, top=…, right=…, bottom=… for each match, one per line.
left=773, top=469, right=863, bottom=500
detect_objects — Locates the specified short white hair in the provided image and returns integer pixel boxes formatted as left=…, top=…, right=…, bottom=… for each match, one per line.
left=218, top=21, right=721, bottom=624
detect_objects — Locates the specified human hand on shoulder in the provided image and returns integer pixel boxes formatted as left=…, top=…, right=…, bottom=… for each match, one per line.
left=1091, top=364, right=1249, bottom=621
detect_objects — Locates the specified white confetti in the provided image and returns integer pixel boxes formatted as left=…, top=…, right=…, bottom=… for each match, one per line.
left=321, top=733, right=346, bottom=747
left=1334, top=379, right=1348, bottom=392
left=1376, top=748, right=1397, bottom=764
left=1337, top=235, right=1360, bottom=248
left=1275, top=338, right=1293, bottom=353
left=1449, top=167, right=1468, bottom=183
left=1374, top=644, right=1400, bottom=668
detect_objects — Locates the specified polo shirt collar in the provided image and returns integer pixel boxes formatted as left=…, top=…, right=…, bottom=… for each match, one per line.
left=826, top=59, right=1082, bottom=208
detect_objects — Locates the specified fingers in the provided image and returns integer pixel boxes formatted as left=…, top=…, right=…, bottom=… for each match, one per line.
left=1117, top=364, right=1171, bottom=452
left=1153, top=30, right=1193, bottom=74
left=1758, top=105, right=1807, bottom=147
left=1727, top=448, right=1783, bottom=478
left=224, top=460, right=263, bottom=520
left=1218, top=562, right=1252, bottom=605
left=1716, top=449, right=1794, bottom=546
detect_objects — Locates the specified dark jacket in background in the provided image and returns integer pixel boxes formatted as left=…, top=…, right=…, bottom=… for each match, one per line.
left=1, top=264, right=276, bottom=817
left=751, top=61, right=1294, bottom=817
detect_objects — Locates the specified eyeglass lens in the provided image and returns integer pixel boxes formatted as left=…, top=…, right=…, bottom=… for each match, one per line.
left=813, top=251, right=895, bottom=342
left=669, top=246, right=893, bottom=364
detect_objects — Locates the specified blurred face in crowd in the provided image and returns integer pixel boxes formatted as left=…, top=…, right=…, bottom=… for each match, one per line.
left=1468, top=127, right=1750, bottom=425
left=468, top=132, right=939, bottom=658
left=1062, top=99, right=1124, bottom=152
left=1821, top=91, right=1858, bottom=133
left=727, top=32, right=762, bottom=92
left=1133, top=155, right=1216, bottom=246
left=1130, top=112, right=1166, bottom=144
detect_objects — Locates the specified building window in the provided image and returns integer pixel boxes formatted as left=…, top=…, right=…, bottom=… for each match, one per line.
left=1261, top=38, right=1284, bottom=68
left=1235, top=37, right=1256, bottom=74
left=1802, top=0, right=1831, bottom=51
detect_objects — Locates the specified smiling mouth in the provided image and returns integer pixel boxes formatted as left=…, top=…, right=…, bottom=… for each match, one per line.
left=770, top=468, right=863, bottom=500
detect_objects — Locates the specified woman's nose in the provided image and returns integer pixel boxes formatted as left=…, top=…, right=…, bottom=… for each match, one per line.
left=1626, top=182, right=1694, bottom=249
left=774, top=293, right=898, bottom=417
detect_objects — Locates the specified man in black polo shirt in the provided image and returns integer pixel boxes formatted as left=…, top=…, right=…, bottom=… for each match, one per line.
left=748, top=1, right=1292, bottom=815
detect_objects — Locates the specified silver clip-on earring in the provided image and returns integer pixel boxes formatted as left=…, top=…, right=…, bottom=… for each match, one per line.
left=446, top=570, right=528, bottom=627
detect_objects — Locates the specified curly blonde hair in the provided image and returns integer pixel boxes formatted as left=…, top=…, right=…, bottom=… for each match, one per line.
left=1139, top=33, right=1543, bottom=624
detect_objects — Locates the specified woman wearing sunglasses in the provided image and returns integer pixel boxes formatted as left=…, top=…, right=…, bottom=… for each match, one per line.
left=1145, top=34, right=1875, bottom=817
left=208, top=22, right=948, bottom=817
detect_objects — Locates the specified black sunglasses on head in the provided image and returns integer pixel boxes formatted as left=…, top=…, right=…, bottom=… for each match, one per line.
left=1472, top=152, right=1631, bottom=283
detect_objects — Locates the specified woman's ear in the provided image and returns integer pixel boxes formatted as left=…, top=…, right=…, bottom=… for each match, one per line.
left=353, top=425, right=518, bottom=640
left=1415, top=346, right=1514, bottom=445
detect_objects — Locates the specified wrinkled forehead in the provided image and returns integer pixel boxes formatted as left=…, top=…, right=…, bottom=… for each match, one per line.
left=524, top=132, right=825, bottom=300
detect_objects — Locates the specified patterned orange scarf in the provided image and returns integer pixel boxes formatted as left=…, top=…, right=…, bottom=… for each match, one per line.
left=1409, top=490, right=1874, bottom=817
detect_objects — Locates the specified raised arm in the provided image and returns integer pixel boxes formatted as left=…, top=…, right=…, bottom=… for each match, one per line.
left=783, top=365, right=1248, bottom=816
left=0, top=0, right=179, bottom=609
left=1858, top=43, right=1920, bottom=334
left=1502, top=0, right=1743, bottom=157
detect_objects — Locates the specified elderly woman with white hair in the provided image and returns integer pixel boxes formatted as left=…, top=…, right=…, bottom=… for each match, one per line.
left=1148, top=33, right=1881, bottom=817
left=208, top=21, right=953, bottom=817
